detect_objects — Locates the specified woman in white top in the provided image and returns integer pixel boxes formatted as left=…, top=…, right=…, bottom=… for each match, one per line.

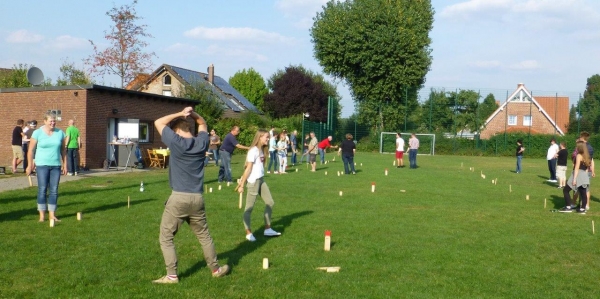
left=277, top=132, right=288, bottom=174
left=237, top=129, right=282, bottom=242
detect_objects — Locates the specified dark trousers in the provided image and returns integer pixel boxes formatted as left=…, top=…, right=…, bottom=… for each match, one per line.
left=342, top=154, right=355, bottom=174
left=409, top=149, right=418, bottom=168
left=548, top=159, right=557, bottom=180
left=67, top=148, right=80, bottom=173
left=22, top=143, right=29, bottom=170
left=563, top=185, right=587, bottom=208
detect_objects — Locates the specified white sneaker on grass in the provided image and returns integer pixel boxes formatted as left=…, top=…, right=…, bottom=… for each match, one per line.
left=152, top=275, right=179, bottom=284
left=246, top=233, right=256, bottom=242
left=264, top=228, right=281, bottom=236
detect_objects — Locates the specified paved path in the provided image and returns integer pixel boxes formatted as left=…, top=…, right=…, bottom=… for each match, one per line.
left=0, top=169, right=151, bottom=193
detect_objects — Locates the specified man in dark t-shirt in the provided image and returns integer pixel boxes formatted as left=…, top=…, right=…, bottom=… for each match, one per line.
left=11, top=119, right=25, bottom=173
left=218, top=126, right=249, bottom=183
left=152, top=107, right=229, bottom=284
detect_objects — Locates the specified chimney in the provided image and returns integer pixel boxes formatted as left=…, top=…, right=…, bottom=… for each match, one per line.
left=208, top=64, right=214, bottom=85
left=517, top=83, right=524, bottom=88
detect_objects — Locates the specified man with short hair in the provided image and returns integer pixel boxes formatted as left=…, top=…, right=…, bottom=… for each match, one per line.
left=152, top=107, right=229, bottom=284
left=290, top=130, right=298, bottom=165
left=408, top=133, right=419, bottom=169
left=65, top=120, right=82, bottom=176
left=546, top=139, right=559, bottom=183
left=218, top=126, right=250, bottom=183
left=11, top=119, right=25, bottom=173
left=305, top=132, right=319, bottom=172
left=317, top=136, right=338, bottom=164
left=22, top=120, right=37, bottom=172
left=208, top=129, right=220, bottom=166
left=395, top=133, right=405, bottom=168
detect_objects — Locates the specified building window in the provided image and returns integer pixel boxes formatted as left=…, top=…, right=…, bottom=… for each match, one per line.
left=139, top=122, right=150, bottom=143
left=47, top=109, right=62, bottom=121
left=163, top=75, right=171, bottom=86
left=508, top=115, right=517, bottom=126
left=162, top=90, right=172, bottom=96
left=523, top=115, right=532, bottom=126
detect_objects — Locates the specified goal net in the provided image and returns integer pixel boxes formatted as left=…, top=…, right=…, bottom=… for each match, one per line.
left=379, top=132, right=435, bottom=155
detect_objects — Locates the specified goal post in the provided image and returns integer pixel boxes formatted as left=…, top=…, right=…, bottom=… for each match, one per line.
left=379, top=132, right=435, bottom=155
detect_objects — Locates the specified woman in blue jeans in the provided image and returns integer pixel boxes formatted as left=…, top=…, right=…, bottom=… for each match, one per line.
left=26, top=113, right=66, bottom=222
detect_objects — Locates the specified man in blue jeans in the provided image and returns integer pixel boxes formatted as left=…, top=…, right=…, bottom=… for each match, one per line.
left=218, top=126, right=249, bottom=183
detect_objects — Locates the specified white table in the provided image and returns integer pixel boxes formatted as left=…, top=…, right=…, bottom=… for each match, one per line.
left=109, top=142, right=135, bottom=171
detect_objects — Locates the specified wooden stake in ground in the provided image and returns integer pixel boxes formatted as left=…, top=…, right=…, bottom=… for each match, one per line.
left=325, top=171, right=328, bottom=175
left=239, top=192, right=243, bottom=209
left=28, top=175, right=32, bottom=187
left=337, top=171, right=340, bottom=176
left=385, top=168, right=388, bottom=176
left=495, top=178, right=498, bottom=185
left=593, top=220, right=595, bottom=234
left=77, top=212, right=82, bottom=221
left=544, top=198, right=547, bottom=209
left=218, top=185, right=222, bottom=190
left=209, top=187, right=213, bottom=193
left=393, top=160, right=396, bottom=166
left=371, top=182, right=375, bottom=193
left=509, top=185, right=512, bottom=193
left=526, top=195, right=529, bottom=200
left=49, top=219, right=55, bottom=227
left=127, top=196, right=130, bottom=208
left=339, top=191, right=343, bottom=196
left=263, top=258, right=269, bottom=269
left=324, top=230, right=331, bottom=251
left=296, top=168, right=298, bottom=172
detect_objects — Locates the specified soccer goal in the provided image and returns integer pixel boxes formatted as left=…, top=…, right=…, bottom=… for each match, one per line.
left=379, top=132, right=436, bottom=155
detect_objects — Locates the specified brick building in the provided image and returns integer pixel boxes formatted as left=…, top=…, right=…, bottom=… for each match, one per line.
left=126, top=64, right=261, bottom=118
left=480, top=83, right=569, bottom=139
left=0, top=85, right=197, bottom=169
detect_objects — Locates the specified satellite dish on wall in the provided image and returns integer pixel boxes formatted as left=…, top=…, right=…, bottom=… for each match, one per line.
left=27, top=67, right=44, bottom=86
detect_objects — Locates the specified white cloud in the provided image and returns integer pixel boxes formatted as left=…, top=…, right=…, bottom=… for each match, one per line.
left=184, top=27, right=294, bottom=44
left=509, top=60, right=540, bottom=70
left=45, top=35, right=88, bottom=50
left=6, top=29, right=44, bottom=43
left=469, top=60, right=501, bottom=69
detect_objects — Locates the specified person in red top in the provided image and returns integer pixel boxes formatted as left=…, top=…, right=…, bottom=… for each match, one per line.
left=318, top=136, right=338, bottom=164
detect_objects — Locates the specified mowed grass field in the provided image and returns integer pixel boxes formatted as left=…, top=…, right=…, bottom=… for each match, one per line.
left=1, top=153, right=600, bottom=298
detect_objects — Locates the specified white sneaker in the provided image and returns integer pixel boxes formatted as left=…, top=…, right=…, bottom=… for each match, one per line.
left=246, top=233, right=256, bottom=242
left=264, top=228, right=281, bottom=236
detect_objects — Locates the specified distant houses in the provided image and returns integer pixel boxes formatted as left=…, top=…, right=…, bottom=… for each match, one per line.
left=127, top=64, right=261, bottom=118
left=480, top=83, right=569, bottom=139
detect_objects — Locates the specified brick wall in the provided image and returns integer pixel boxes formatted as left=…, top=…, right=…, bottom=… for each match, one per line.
left=481, top=102, right=562, bottom=139
left=0, top=87, right=192, bottom=169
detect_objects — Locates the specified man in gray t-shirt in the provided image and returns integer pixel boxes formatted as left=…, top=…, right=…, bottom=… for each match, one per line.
left=152, top=107, right=229, bottom=284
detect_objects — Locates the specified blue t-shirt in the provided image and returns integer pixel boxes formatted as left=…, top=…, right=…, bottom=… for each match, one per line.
left=31, top=127, right=65, bottom=166
left=161, top=127, right=209, bottom=194
left=220, top=133, right=238, bottom=154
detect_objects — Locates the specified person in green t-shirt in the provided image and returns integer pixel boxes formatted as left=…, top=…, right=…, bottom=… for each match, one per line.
left=65, top=119, right=81, bottom=175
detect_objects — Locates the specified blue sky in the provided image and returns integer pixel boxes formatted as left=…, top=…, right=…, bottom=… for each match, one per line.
left=2, top=0, right=599, bottom=117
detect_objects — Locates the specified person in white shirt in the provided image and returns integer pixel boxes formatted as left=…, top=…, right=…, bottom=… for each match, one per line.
left=546, top=138, right=559, bottom=183
left=237, top=129, right=282, bottom=242
left=395, top=133, right=405, bottom=168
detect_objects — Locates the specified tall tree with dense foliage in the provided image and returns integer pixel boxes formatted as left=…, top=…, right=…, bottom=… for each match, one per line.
left=228, top=68, right=268, bottom=110
left=311, top=0, right=434, bottom=131
left=56, top=60, right=93, bottom=86
left=179, top=83, right=224, bottom=127
left=420, top=89, right=453, bottom=132
left=479, top=93, right=499, bottom=123
left=85, top=0, right=156, bottom=88
left=574, top=74, right=600, bottom=133
left=264, top=65, right=341, bottom=123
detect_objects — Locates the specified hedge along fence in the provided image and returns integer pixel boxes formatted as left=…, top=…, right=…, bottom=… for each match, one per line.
left=433, top=133, right=593, bottom=158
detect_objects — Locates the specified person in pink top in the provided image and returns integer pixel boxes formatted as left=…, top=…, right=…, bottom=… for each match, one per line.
left=408, top=133, right=419, bottom=169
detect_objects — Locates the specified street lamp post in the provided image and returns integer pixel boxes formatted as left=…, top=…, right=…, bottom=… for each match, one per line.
left=301, top=112, right=309, bottom=154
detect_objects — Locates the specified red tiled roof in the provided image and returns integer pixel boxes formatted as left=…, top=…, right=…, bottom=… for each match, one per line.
left=535, top=96, right=569, bottom=134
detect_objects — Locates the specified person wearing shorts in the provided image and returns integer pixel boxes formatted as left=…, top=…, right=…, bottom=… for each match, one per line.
left=395, top=132, right=405, bottom=168
left=306, top=132, right=319, bottom=172
left=12, top=119, right=25, bottom=173
left=556, top=142, right=568, bottom=188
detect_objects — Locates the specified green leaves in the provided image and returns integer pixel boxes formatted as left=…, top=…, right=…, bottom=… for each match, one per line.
left=311, top=0, right=434, bottom=131
left=228, top=68, right=268, bottom=110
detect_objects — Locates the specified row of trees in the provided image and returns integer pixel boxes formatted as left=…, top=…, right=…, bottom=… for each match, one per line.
left=0, top=62, right=93, bottom=88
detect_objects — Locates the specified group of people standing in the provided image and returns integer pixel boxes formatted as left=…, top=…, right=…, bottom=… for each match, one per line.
left=396, top=133, right=420, bottom=169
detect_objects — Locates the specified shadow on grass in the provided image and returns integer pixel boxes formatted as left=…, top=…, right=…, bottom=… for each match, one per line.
left=179, top=210, right=313, bottom=279
left=0, top=201, right=83, bottom=222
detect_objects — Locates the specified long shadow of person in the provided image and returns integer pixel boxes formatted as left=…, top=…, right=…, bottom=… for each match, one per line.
left=179, top=210, right=313, bottom=278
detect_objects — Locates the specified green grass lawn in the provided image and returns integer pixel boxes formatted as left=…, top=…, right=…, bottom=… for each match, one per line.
left=1, top=153, right=600, bottom=298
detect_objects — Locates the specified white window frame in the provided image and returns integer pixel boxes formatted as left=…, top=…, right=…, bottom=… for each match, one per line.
left=523, top=115, right=532, bottom=127
left=162, top=90, right=172, bottom=96
left=508, top=115, right=517, bottom=126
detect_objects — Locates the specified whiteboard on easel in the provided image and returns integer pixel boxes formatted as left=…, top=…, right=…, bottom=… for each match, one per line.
left=117, top=119, right=139, bottom=139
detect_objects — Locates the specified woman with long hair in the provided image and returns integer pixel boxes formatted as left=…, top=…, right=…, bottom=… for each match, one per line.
left=26, top=113, right=67, bottom=222
left=237, top=129, right=282, bottom=242
left=559, top=141, right=591, bottom=213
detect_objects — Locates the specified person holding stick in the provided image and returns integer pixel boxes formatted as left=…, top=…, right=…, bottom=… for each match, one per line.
left=237, top=129, right=281, bottom=242
left=152, top=107, right=229, bottom=284
left=303, top=132, right=319, bottom=172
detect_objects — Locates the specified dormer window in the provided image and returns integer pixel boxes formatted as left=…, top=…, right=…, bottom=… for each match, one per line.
left=163, top=74, right=171, bottom=86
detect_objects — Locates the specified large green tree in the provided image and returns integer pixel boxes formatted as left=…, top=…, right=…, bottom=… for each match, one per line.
left=178, top=83, right=224, bottom=127
left=479, top=93, right=499, bottom=123
left=228, top=68, right=268, bottom=110
left=575, top=74, right=600, bottom=133
left=311, top=0, right=434, bottom=131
